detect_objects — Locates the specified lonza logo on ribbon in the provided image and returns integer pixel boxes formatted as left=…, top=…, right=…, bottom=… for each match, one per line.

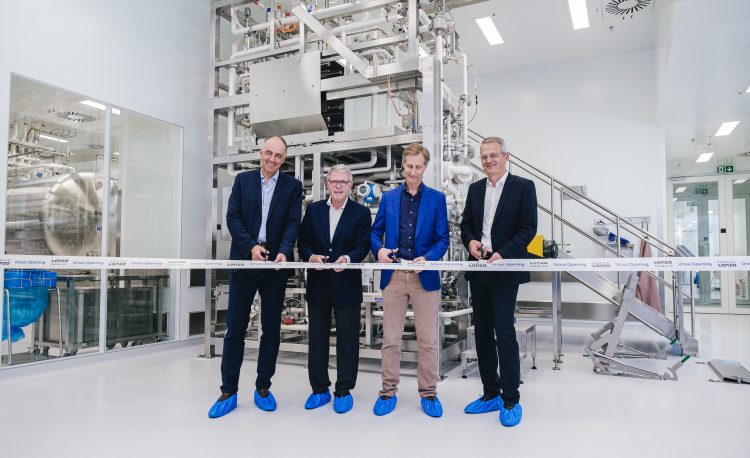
left=4, top=254, right=750, bottom=273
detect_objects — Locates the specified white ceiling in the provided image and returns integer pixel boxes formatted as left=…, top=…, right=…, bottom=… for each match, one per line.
left=448, top=0, right=750, bottom=175
left=9, top=75, right=121, bottom=157
left=660, top=0, right=750, bottom=174
left=450, top=0, right=657, bottom=77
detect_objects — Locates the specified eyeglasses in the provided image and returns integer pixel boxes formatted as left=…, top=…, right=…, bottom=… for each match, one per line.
left=480, top=152, right=506, bottom=162
left=327, top=180, right=351, bottom=187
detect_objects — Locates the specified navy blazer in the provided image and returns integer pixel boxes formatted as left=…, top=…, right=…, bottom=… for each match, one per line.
left=226, top=169, right=303, bottom=278
left=460, top=173, right=538, bottom=285
left=298, top=198, right=371, bottom=307
left=370, top=184, right=449, bottom=292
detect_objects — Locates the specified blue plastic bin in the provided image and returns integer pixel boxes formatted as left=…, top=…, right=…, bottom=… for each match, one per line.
left=3, top=270, right=55, bottom=342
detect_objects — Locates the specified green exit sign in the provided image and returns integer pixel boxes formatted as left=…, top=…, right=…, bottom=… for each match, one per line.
left=718, top=165, right=734, bottom=173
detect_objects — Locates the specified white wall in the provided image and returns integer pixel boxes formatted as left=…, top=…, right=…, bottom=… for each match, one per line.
left=465, top=52, right=667, bottom=258
left=0, top=0, right=211, bottom=339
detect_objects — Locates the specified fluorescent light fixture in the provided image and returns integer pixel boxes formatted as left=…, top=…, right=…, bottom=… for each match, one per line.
left=715, top=121, right=739, bottom=136
left=735, top=179, right=747, bottom=184
left=674, top=186, right=687, bottom=193
left=475, top=17, right=503, bottom=45
left=38, top=134, right=69, bottom=143
left=80, top=100, right=120, bottom=115
left=568, top=0, right=590, bottom=30
left=696, top=152, right=714, bottom=163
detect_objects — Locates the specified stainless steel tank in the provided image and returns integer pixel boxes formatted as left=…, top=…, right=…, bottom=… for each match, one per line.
left=6, top=172, right=119, bottom=256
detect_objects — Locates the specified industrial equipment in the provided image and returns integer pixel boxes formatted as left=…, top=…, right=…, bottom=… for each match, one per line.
left=204, top=0, right=484, bottom=375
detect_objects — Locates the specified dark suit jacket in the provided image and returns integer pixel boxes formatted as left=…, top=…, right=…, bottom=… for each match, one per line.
left=226, top=169, right=303, bottom=278
left=460, top=173, right=538, bottom=285
left=298, top=198, right=371, bottom=307
left=370, top=183, right=449, bottom=292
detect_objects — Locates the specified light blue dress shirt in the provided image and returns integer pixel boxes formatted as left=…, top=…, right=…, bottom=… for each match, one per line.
left=258, top=170, right=279, bottom=243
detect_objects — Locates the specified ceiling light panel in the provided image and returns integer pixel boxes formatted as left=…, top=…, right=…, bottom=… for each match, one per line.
left=715, top=121, right=739, bottom=136
left=38, top=134, right=69, bottom=143
left=475, top=17, right=503, bottom=45
left=568, top=0, right=590, bottom=30
left=80, top=100, right=120, bottom=115
left=696, top=152, right=714, bottom=163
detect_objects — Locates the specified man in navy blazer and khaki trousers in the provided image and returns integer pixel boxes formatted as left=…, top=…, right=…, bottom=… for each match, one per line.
left=298, top=164, right=371, bottom=414
left=209, top=135, right=302, bottom=418
left=370, top=143, right=449, bottom=418
left=460, top=136, right=537, bottom=427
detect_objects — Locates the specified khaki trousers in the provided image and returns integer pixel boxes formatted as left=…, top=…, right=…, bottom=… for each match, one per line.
left=379, top=271, right=440, bottom=398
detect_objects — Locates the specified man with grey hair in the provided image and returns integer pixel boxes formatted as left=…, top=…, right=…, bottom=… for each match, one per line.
left=298, top=163, right=371, bottom=413
left=460, top=136, right=537, bottom=427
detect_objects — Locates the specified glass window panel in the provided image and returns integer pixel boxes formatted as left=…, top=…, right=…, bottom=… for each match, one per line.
left=732, top=179, right=750, bottom=308
left=672, top=182, right=721, bottom=307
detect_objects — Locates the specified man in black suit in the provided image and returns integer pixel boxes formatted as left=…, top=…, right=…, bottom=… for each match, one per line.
left=298, top=164, right=371, bottom=414
left=460, top=136, right=537, bottom=427
left=208, top=135, right=302, bottom=418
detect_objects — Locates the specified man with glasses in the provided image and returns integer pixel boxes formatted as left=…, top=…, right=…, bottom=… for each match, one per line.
left=460, top=136, right=537, bottom=427
left=208, top=135, right=303, bottom=418
left=370, top=143, right=449, bottom=417
left=298, top=164, right=371, bottom=414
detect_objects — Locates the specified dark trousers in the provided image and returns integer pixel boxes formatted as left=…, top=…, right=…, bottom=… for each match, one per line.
left=470, top=272, right=521, bottom=405
left=307, top=294, right=360, bottom=396
left=220, top=269, right=286, bottom=394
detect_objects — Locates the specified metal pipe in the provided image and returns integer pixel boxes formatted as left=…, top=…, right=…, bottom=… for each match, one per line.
left=350, top=146, right=392, bottom=175
left=560, top=189, right=565, bottom=251
left=7, top=163, right=75, bottom=174
left=461, top=52, right=468, bottom=160
left=690, top=271, right=696, bottom=335
left=324, top=151, right=378, bottom=172
left=229, top=44, right=272, bottom=60
left=616, top=217, right=621, bottom=287
left=55, top=288, right=62, bottom=357
left=227, top=67, right=237, bottom=148
left=550, top=179, right=556, bottom=243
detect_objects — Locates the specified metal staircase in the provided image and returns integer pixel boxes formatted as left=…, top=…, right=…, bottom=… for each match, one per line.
left=466, top=129, right=698, bottom=379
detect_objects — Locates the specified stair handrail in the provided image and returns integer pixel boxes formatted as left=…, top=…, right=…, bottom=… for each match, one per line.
left=466, top=129, right=695, bottom=308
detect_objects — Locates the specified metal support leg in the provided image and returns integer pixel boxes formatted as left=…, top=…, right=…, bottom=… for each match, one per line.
left=4, top=289, right=11, bottom=366
left=364, top=302, right=372, bottom=348
left=551, top=271, right=562, bottom=370
left=55, top=287, right=62, bottom=357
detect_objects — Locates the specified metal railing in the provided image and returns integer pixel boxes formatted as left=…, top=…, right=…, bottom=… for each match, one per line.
left=467, top=129, right=695, bottom=325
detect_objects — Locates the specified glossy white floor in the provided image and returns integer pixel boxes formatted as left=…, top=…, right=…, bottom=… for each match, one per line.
left=1, top=315, right=749, bottom=458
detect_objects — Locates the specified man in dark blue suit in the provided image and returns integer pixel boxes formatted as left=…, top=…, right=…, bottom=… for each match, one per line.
left=460, top=136, right=537, bottom=427
left=297, top=164, right=371, bottom=414
left=370, top=143, right=449, bottom=418
left=208, top=135, right=302, bottom=418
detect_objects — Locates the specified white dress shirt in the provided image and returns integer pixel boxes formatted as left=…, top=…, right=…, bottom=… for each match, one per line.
left=480, top=171, right=509, bottom=252
left=309, top=197, right=350, bottom=262
left=258, top=170, right=279, bottom=243
left=327, top=196, right=348, bottom=242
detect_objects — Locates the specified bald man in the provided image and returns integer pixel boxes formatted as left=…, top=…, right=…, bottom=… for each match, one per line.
left=209, top=136, right=303, bottom=418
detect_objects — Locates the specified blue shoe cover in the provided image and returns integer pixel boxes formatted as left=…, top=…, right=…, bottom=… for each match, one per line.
left=500, top=403, right=522, bottom=427
left=421, top=396, right=443, bottom=418
left=333, top=394, right=354, bottom=413
left=464, top=396, right=502, bottom=414
left=208, top=394, right=237, bottom=418
left=373, top=395, right=397, bottom=416
left=254, top=389, right=277, bottom=411
left=304, top=390, right=332, bottom=410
